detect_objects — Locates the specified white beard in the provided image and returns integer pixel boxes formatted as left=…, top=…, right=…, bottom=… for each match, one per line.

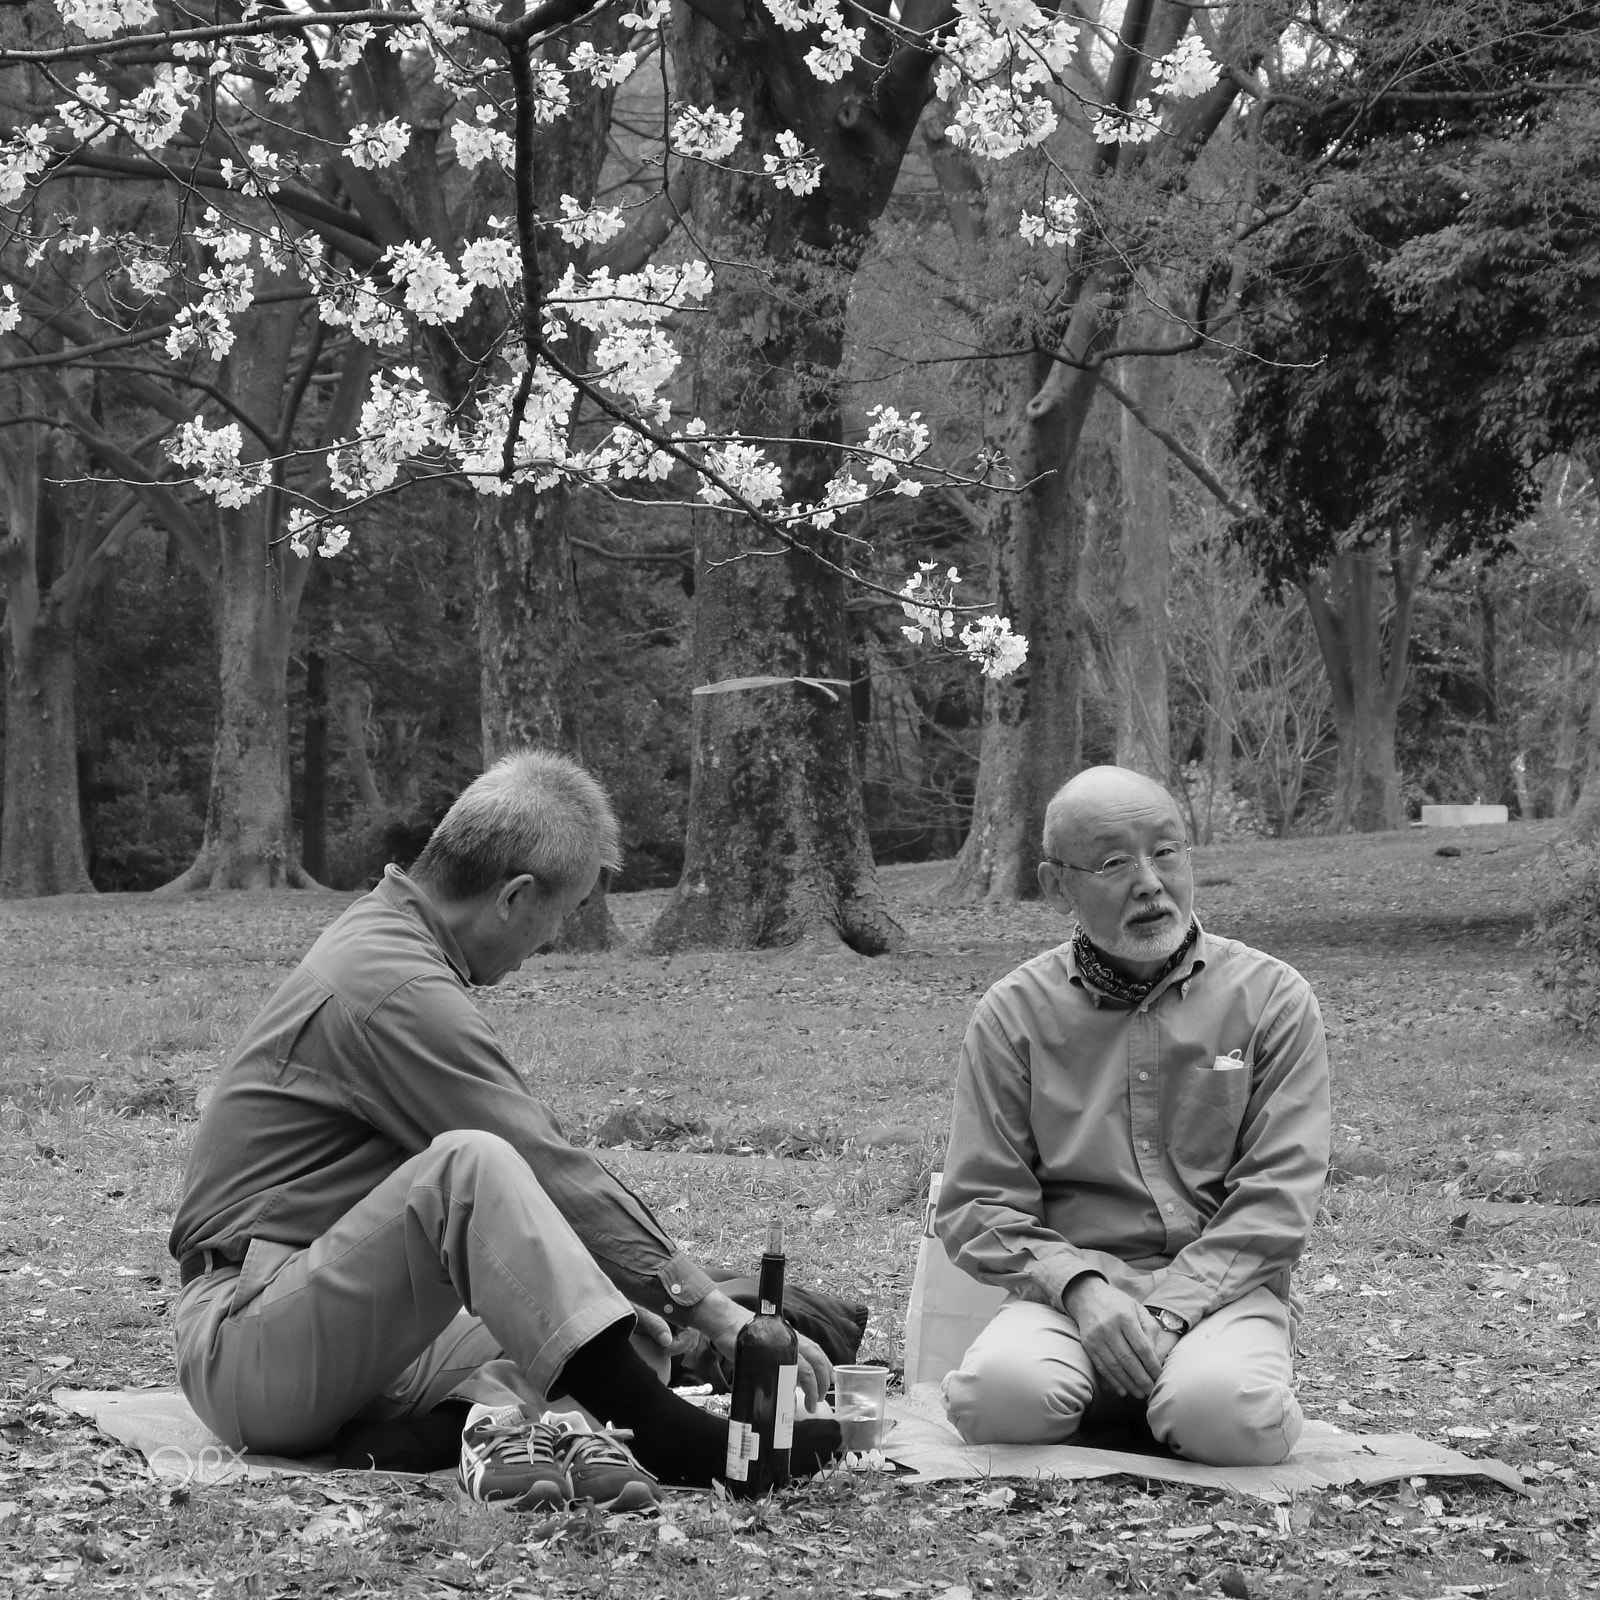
left=1099, top=908, right=1189, bottom=966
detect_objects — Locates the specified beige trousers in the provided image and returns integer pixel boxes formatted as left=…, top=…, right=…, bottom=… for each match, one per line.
left=173, top=1129, right=636, bottom=1455
left=942, top=1284, right=1303, bottom=1467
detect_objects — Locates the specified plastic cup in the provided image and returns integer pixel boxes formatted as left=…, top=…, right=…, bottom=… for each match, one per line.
left=833, top=1365, right=888, bottom=1452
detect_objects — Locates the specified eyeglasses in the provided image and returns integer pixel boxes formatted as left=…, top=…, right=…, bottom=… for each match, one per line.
left=1042, top=840, right=1191, bottom=883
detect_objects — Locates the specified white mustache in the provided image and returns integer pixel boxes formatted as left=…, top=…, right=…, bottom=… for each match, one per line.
left=1126, top=903, right=1177, bottom=925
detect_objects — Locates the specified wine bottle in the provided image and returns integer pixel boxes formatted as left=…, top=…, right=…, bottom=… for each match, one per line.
left=722, top=1218, right=799, bottom=1498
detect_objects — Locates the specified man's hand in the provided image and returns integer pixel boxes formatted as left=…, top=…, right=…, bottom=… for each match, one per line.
left=684, top=1288, right=834, bottom=1410
left=1063, top=1276, right=1167, bottom=1399
left=632, top=1304, right=702, bottom=1358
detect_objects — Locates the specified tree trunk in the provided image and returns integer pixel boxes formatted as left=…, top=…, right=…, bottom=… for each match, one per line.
left=946, top=353, right=1088, bottom=901
left=157, top=298, right=318, bottom=892
left=1301, top=530, right=1425, bottom=833
left=301, top=648, right=328, bottom=883
left=1112, top=325, right=1175, bottom=780
left=1476, top=567, right=1514, bottom=810
left=1549, top=638, right=1583, bottom=817
left=339, top=683, right=385, bottom=811
left=0, top=418, right=94, bottom=898
left=477, top=482, right=619, bottom=950
left=1564, top=626, right=1600, bottom=842
left=645, top=8, right=929, bottom=954
left=470, top=15, right=628, bottom=952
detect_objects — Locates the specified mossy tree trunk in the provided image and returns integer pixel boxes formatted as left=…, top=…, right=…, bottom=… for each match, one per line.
left=1301, top=530, right=1425, bottom=834
left=0, top=416, right=95, bottom=898
left=645, top=3, right=944, bottom=953
left=475, top=14, right=629, bottom=951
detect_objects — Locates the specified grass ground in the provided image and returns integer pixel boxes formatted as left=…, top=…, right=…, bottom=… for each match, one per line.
left=0, top=822, right=1597, bottom=1598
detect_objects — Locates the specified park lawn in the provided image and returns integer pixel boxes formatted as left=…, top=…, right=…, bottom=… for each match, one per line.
left=1, top=822, right=1597, bottom=1598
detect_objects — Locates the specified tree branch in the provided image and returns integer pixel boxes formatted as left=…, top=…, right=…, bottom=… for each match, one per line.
left=1094, top=367, right=1251, bottom=518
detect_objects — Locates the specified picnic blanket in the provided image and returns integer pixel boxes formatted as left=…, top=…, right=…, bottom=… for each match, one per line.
left=882, top=1384, right=1526, bottom=1502
left=57, top=1385, right=1525, bottom=1504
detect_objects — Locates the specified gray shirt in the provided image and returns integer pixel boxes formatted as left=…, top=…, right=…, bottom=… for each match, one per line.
left=170, top=866, right=715, bottom=1323
left=936, top=922, right=1330, bottom=1329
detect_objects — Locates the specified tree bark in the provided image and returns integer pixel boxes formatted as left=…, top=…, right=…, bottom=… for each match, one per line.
left=156, top=296, right=319, bottom=892
left=0, top=416, right=95, bottom=898
left=946, top=352, right=1088, bottom=901
left=301, top=648, right=328, bottom=883
left=929, top=3, right=1262, bottom=896
left=1301, top=528, right=1425, bottom=832
left=1564, top=625, right=1600, bottom=842
left=645, top=8, right=934, bottom=954
left=477, top=482, right=619, bottom=950
left=1112, top=318, right=1175, bottom=780
left=339, top=683, right=385, bottom=811
left=472, top=13, right=629, bottom=952
left=1476, top=567, right=1514, bottom=810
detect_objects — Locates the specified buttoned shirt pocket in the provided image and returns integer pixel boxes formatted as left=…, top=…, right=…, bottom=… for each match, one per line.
left=1167, top=1057, right=1253, bottom=1180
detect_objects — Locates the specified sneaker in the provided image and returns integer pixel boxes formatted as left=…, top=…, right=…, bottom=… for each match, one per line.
left=554, top=1427, right=662, bottom=1512
left=458, top=1403, right=572, bottom=1510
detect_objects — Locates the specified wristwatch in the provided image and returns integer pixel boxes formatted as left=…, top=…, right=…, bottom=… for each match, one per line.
left=1149, top=1306, right=1188, bottom=1335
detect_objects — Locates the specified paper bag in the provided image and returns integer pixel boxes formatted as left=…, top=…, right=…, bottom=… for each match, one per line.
left=901, top=1173, right=1007, bottom=1389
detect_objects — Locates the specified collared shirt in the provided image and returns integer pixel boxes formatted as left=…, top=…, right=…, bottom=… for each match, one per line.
left=935, top=919, right=1330, bottom=1331
left=169, top=867, right=714, bottom=1322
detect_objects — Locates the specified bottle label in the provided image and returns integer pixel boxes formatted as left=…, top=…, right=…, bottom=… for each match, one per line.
left=773, top=1365, right=799, bottom=1449
left=760, top=1300, right=777, bottom=1316
left=724, top=1420, right=758, bottom=1479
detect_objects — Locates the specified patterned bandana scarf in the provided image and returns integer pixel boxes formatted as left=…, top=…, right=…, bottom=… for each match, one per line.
left=1073, top=921, right=1199, bottom=1006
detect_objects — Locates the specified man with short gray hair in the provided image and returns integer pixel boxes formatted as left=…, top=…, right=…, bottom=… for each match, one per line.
left=171, top=749, right=839, bottom=1505
left=936, top=765, right=1330, bottom=1465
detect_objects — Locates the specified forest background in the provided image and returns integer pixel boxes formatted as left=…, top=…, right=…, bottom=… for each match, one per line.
left=3, top=0, right=1599, bottom=945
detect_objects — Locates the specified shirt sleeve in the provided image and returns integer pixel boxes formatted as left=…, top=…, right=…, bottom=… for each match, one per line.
left=341, top=972, right=715, bottom=1322
left=935, top=998, right=1105, bottom=1309
left=1144, top=972, right=1331, bottom=1329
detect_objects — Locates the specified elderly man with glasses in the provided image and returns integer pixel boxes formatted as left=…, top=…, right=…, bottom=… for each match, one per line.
left=936, top=765, right=1330, bottom=1465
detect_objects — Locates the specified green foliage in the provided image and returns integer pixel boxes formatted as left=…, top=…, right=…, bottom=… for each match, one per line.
left=1527, top=840, right=1600, bottom=1032
left=1230, top=0, right=1600, bottom=587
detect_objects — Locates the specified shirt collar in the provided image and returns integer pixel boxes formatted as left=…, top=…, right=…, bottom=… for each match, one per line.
left=1066, top=916, right=1209, bottom=1007
left=378, top=864, right=473, bottom=984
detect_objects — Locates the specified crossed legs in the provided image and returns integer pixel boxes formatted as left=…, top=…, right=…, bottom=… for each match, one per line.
left=174, top=1128, right=633, bottom=1455
left=942, top=1286, right=1302, bottom=1466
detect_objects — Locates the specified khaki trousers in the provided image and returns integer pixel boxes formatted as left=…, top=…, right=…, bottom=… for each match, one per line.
left=174, top=1130, right=635, bottom=1455
left=942, top=1283, right=1302, bottom=1467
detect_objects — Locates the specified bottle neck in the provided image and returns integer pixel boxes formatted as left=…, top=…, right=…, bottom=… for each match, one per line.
left=756, top=1250, right=785, bottom=1318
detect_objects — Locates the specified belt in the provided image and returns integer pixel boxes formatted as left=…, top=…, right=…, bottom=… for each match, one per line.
left=179, top=1244, right=247, bottom=1287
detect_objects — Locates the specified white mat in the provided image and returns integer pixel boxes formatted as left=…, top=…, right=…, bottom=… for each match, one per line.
left=883, top=1385, right=1526, bottom=1503
left=59, top=1386, right=1524, bottom=1503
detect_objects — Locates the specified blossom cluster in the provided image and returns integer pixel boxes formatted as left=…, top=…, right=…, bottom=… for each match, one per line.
left=898, top=564, right=1028, bottom=678
left=1018, top=193, right=1082, bottom=249
left=167, top=418, right=270, bottom=508
left=15, top=0, right=1227, bottom=680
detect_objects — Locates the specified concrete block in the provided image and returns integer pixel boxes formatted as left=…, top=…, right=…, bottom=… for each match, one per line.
left=1419, top=804, right=1509, bottom=827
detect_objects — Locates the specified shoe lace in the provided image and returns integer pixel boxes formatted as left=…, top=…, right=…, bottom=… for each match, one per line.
left=474, top=1422, right=560, bottom=1466
left=558, top=1427, right=642, bottom=1470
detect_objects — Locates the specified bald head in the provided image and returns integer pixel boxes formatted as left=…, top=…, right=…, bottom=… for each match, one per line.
left=1043, top=766, right=1185, bottom=861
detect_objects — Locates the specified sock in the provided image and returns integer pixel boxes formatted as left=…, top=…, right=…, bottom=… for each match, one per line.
left=554, top=1322, right=841, bottom=1487
left=331, top=1399, right=473, bottom=1473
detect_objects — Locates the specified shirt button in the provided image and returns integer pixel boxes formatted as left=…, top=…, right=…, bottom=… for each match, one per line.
left=670, top=1283, right=682, bottom=1295
left=1141, top=1140, right=1151, bottom=1152
left=1138, top=1071, right=1149, bottom=1082
left=1165, top=1203, right=1175, bottom=1212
